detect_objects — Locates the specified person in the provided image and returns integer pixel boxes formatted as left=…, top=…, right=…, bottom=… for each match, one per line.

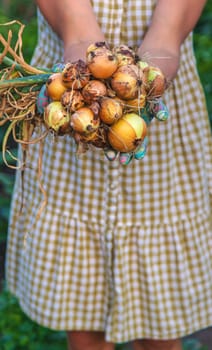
left=5, top=1, right=212, bottom=350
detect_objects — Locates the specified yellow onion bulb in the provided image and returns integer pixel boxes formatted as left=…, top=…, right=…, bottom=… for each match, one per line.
left=108, top=112, right=147, bottom=152
left=62, top=60, right=90, bottom=89
left=143, top=66, right=166, bottom=98
left=44, top=101, right=71, bottom=134
left=70, top=107, right=100, bottom=135
left=46, top=72, right=67, bottom=101
left=61, top=90, right=85, bottom=112
left=110, top=64, right=142, bottom=100
left=99, top=97, right=123, bottom=125
left=86, top=41, right=118, bottom=79
left=82, top=80, right=107, bottom=104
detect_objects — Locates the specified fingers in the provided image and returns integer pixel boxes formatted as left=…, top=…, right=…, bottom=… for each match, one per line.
left=104, top=136, right=149, bottom=165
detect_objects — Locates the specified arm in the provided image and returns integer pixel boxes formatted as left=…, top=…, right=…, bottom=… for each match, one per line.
left=138, top=0, right=207, bottom=80
left=35, top=0, right=104, bottom=61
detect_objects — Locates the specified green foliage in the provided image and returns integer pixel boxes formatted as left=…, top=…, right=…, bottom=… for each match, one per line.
left=0, top=12, right=37, bottom=64
left=194, top=1, right=212, bottom=123
left=183, top=339, right=208, bottom=350
left=0, top=288, right=67, bottom=350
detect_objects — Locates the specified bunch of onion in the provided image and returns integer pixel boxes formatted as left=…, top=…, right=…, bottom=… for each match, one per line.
left=17, top=40, right=168, bottom=158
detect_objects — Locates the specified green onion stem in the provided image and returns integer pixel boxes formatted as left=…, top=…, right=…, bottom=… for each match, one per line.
left=0, top=73, right=51, bottom=89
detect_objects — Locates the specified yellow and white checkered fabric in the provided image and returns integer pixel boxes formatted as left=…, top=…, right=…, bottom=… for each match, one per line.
left=6, top=1, right=212, bottom=343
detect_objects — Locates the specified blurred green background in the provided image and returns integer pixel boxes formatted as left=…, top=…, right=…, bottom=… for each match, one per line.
left=0, top=1, right=211, bottom=349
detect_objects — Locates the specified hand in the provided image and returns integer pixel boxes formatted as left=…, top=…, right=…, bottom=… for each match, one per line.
left=63, top=41, right=91, bottom=63
left=104, top=136, right=149, bottom=165
left=137, top=46, right=180, bottom=82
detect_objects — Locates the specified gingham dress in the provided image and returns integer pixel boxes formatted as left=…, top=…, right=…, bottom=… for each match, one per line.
left=6, top=1, right=212, bottom=343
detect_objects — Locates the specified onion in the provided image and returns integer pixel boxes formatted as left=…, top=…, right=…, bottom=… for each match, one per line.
left=82, top=80, right=107, bottom=104
left=108, top=112, right=147, bottom=152
left=110, top=64, right=143, bottom=100
left=143, top=66, right=166, bottom=98
left=46, top=72, right=67, bottom=101
left=99, top=97, right=123, bottom=125
left=44, top=101, right=71, bottom=134
left=61, top=90, right=84, bottom=112
left=70, top=107, right=100, bottom=134
left=62, top=59, right=90, bottom=89
left=86, top=41, right=118, bottom=79
left=113, top=44, right=135, bottom=66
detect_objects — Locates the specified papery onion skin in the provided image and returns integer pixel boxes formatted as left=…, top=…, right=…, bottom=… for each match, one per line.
left=46, top=72, right=67, bottom=101
left=108, top=112, right=147, bottom=152
left=110, top=64, right=142, bottom=100
left=62, top=60, right=90, bottom=89
left=89, top=101, right=101, bottom=117
left=44, top=101, right=71, bottom=134
left=99, top=97, right=123, bottom=125
left=74, top=130, right=98, bottom=143
left=90, top=127, right=109, bottom=148
left=114, top=45, right=136, bottom=67
left=75, top=127, right=109, bottom=149
left=70, top=107, right=100, bottom=135
left=61, top=90, right=85, bottom=112
left=86, top=42, right=118, bottom=79
left=82, top=80, right=107, bottom=104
